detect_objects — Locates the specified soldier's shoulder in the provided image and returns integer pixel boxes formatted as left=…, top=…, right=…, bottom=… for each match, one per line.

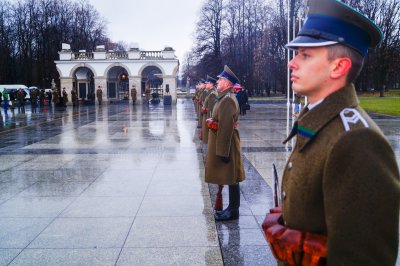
left=338, top=108, right=371, bottom=132
left=327, top=107, right=384, bottom=143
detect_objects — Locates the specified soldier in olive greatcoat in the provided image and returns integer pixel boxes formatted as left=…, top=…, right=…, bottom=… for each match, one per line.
left=201, top=76, right=218, bottom=145
left=198, top=79, right=212, bottom=140
left=144, top=87, right=151, bottom=104
left=205, top=65, right=246, bottom=221
left=131, top=86, right=137, bottom=105
left=62, top=88, right=68, bottom=107
left=71, top=88, right=78, bottom=107
left=262, top=0, right=400, bottom=265
left=196, top=81, right=206, bottom=129
left=96, top=86, right=103, bottom=105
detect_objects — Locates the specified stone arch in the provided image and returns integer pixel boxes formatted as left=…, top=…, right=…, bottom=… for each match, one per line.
left=55, top=66, right=63, bottom=78
left=70, top=66, right=96, bottom=101
left=137, top=62, right=165, bottom=76
left=140, top=65, right=165, bottom=98
left=172, top=65, right=179, bottom=77
left=103, top=63, right=132, bottom=77
left=105, top=65, right=131, bottom=101
left=69, top=63, right=97, bottom=78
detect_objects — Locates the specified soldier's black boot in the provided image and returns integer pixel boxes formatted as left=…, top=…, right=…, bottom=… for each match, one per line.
left=214, top=184, right=240, bottom=221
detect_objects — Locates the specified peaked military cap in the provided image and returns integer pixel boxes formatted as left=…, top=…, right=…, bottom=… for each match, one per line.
left=206, top=75, right=217, bottom=85
left=217, top=65, right=240, bottom=85
left=286, top=0, right=384, bottom=56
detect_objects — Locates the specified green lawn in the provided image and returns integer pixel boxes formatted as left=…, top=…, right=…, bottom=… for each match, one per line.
left=359, top=97, right=400, bottom=116
left=249, top=97, right=286, bottom=100
left=357, top=90, right=400, bottom=97
left=249, top=95, right=399, bottom=116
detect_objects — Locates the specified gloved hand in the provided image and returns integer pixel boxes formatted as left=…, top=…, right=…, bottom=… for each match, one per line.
left=219, top=156, right=230, bottom=163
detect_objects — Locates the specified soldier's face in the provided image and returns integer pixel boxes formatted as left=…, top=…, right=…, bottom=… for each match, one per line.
left=288, top=47, right=332, bottom=103
left=217, top=78, right=232, bottom=93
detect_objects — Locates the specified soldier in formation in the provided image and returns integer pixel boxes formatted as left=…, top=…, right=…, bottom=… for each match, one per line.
left=71, top=88, right=78, bottom=107
left=62, top=88, right=68, bottom=107
left=201, top=76, right=218, bottom=146
left=131, top=85, right=137, bottom=105
left=204, top=65, right=246, bottom=221
left=144, top=87, right=151, bottom=104
left=52, top=88, right=60, bottom=107
left=96, top=86, right=103, bottom=105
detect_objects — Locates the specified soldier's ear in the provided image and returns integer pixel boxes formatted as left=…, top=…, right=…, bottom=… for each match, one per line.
left=330, top=57, right=352, bottom=80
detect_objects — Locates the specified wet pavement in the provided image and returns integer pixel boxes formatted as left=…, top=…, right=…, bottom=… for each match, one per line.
left=0, top=100, right=399, bottom=266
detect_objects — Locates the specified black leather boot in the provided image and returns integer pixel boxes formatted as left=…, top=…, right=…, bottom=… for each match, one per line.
left=214, top=183, right=240, bottom=221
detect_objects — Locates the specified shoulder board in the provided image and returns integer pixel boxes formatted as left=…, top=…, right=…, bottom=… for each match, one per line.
left=340, top=108, right=369, bottom=131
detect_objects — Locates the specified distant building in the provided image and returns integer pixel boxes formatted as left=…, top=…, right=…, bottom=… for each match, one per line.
left=55, top=43, right=179, bottom=104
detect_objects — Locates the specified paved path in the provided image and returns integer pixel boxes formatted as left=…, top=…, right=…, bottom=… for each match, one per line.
left=0, top=99, right=399, bottom=265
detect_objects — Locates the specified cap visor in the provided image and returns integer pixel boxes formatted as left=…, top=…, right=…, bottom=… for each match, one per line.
left=286, top=36, right=338, bottom=48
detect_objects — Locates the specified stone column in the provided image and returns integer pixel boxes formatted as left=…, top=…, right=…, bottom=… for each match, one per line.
left=130, top=76, right=142, bottom=104
left=95, top=77, right=107, bottom=105
left=60, top=77, right=74, bottom=105
left=163, top=76, right=177, bottom=104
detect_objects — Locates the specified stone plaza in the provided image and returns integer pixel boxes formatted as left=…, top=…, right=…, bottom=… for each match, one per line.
left=0, top=99, right=399, bottom=265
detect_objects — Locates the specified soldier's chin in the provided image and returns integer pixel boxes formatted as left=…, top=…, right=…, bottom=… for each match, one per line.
left=217, top=86, right=227, bottom=92
left=291, top=86, right=302, bottom=95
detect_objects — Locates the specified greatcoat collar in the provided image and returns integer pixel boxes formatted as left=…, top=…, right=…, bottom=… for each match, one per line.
left=284, top=84, right=359, bottom=151
left=217, top=87, right=233, bottom=100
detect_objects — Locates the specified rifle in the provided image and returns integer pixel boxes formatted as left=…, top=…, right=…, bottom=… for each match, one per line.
left=272, top=163, right=280, bottom=207
left=214, top=185, right=224, bottom=211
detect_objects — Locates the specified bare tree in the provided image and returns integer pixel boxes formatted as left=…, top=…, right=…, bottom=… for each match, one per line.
left=192, top=0, right=224, bottom=77
left=2, top=0, right=109, bottom=87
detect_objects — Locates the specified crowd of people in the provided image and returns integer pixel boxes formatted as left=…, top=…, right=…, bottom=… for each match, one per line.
left=0, top=87, right=71, bottom=112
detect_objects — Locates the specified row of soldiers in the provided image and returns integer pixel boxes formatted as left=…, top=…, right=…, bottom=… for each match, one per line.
left=193, top=66, right=246, bottom=222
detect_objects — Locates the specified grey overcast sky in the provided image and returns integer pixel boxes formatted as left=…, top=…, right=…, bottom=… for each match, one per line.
left=86, top=0, right=203, bottom=62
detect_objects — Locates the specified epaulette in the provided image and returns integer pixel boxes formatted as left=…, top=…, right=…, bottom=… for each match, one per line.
left=339, top=108, right=369, bottom=131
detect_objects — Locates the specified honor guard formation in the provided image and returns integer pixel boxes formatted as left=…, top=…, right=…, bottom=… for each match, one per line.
left=1, top=0, right=399, bottom=265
